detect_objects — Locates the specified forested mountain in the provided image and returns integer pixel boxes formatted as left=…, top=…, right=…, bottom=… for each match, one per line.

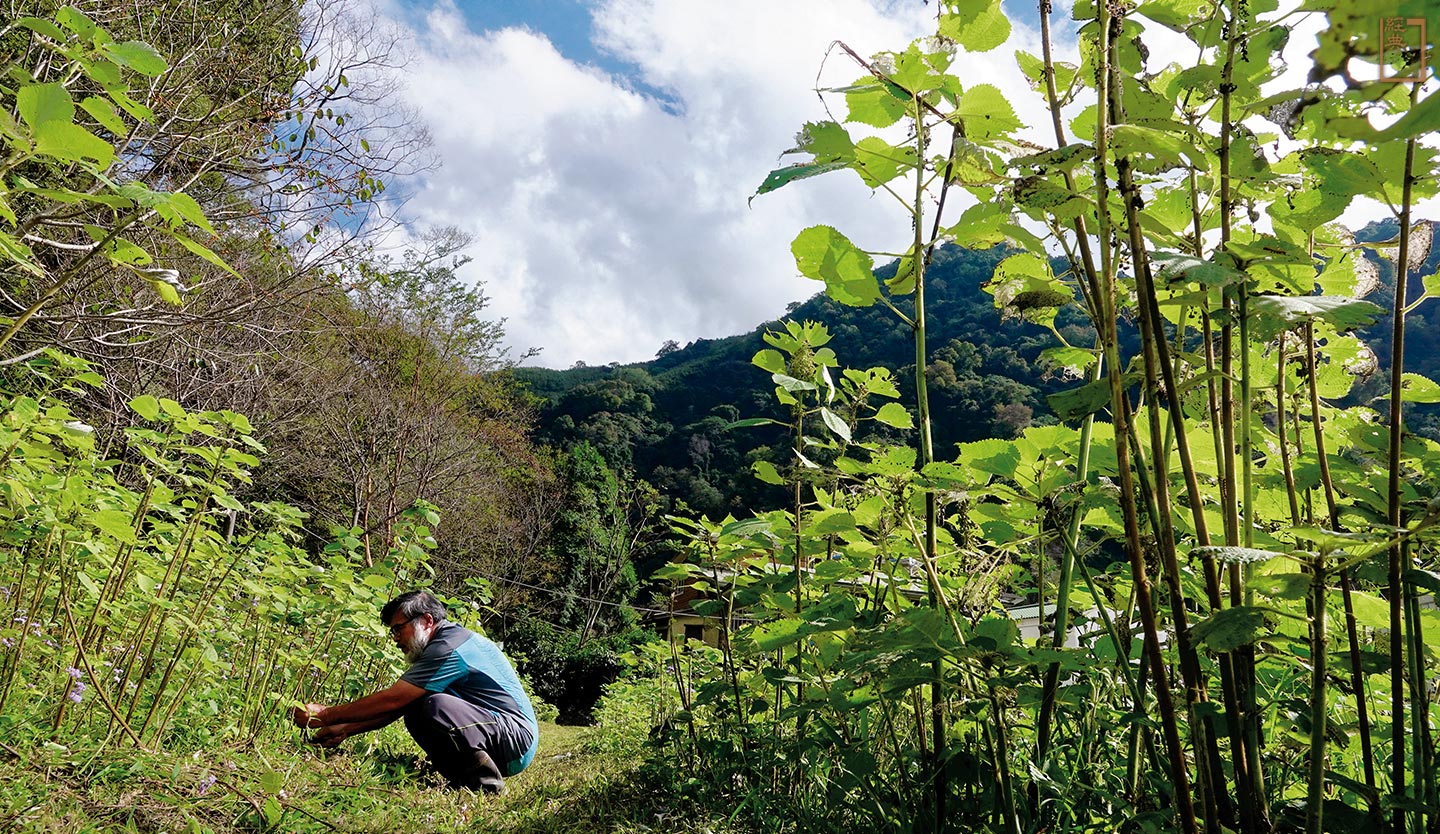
left=519, top=220, right=1440, bottom=517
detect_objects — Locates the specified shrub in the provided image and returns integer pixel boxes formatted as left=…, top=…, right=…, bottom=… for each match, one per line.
left=501, top=619, right=656, bottom=724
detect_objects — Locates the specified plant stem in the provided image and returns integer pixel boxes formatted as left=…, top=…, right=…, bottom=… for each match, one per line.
left=1385, top=83, right=1421, bottom=834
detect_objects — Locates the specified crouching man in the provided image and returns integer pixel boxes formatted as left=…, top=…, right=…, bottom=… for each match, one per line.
left=290, top=590, right=539, bottom=793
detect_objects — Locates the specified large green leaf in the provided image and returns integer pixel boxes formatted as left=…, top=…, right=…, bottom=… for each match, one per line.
left=1014, top=51, right=1076, bottom=94
left=958, top=438, right=1020, bottom=478
left=34, top=121, right=114, bottom=165
left=839, top=76, right=910, bottom=128
left=1193, top=606, right=1273, bottom=652
left=102, top=41, right=167, bottom=76
left=1108, top=124, right=1208, bottom=172
left=55, top=6, right=100, bottom=39
left=14, top=16, right=66, bottom=40
left=1012, top=143, right=1094, bottom=175
left=170, top=232, right=237, bottom=276
left=955, top=84, right=1022, bottom=139
left=1191, top=545, right=1286, bottom=564
left=985, top=252, right=1073, bottom=327
left=1249, top=573, right=1312, bottom=600
left=1399, top=373, right=1440, bottom=404
left=919, top=461, right=969, bottom=489
left=946, top=200, right=1011, bottom=248
left=1249, top=295, right=1383, bottom=335
left=720, top=517, right=774, bottom=539
left=1135, top=0, right=1213, bottom=30
left=1046, top=375, right=1136, bottom=422
left=752, top=349, right=785, bottom=374
left=90, top=509, right=137, bottom=543
left=938, top=0, right=1010, bottom=52
left=1345, top=591, right=1390, bottom=630
left=1039, top=345, right=1097, bottom=376
left=1152, top=252, right=1247, bottom=287
left=820, top=407, right=852, bottom=443
left=1375, top=92, right=1440, bottom=143
left=946, top=140, right=1007, bottom=187
left=754, top=122, right=855, bottom=198
left=128, top=394, right=161, bottom=420
left=1267, top=188, right=1349, bottom=235
left=889, top=42, right=950, bottom=93
left=874, top=402, right=913, bottom=429
left=772, top=373, right=817, bottom=393
left=751, top=618, right=805, bottom=651
left=146, top=272, right=182, bottom=305
left=17, top=83, right=74, bottom=129
left=162, top=193, right=215, bottom=234
left=1297, top=148, right=1386, bottom=199
left=1012, top=174, right=1090, bottom=220
left=79, top=96, right=127, bottom=136
left=790, top=225, right=880, bottom=307
left=853, top=136, right=918, bottom=188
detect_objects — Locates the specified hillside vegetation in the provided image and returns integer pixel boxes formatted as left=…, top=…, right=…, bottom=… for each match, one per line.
left=520, top=222, right=1440, bottom=518
left=4, top=0, right=1440, bottom=833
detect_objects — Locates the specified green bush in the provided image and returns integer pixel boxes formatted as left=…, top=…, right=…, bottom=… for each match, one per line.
left=502, top=619, right=657, bottom=724
left=581, top=645, right=681, bottom=757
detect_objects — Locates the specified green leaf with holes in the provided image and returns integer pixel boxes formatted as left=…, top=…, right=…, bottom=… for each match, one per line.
left=955, top=84, right=1022, bottom=139
left=1399, top=373, right=1440, bottom=404
left=1249, top=573, right=1312, bottom=600
left=1191, top=546, right=1286, bottom=564
left=1249, top=295, right=1383, bottom=337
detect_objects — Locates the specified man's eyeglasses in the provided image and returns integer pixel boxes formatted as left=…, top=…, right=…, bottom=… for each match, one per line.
left=388, top=615, right=420, bottom=636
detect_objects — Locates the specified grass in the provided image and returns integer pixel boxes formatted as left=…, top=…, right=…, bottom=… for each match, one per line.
left=0, top=721, right=753, bottom=834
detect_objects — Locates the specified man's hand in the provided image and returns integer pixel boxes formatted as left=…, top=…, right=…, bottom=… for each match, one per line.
left=310, top=723, right=352, bottom=748
left=290, top=703, right=327, bottom=729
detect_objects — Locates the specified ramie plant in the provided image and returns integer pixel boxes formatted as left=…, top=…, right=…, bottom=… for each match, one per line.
left=657, top=1, right=1440, bottom=833
left=0, top=349, right=466, bottom=756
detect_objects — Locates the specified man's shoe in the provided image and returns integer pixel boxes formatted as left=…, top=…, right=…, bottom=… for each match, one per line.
left=448, top=749, right=506, bottom=795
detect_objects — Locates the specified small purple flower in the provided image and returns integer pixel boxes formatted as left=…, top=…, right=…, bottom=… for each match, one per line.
left=66, top=666, right=82, bottom=680
left=0, top=638, right=13, bottom=649
left=197, top=774, right=216, bottom=795
left=68, top=681, right=86, bottom=704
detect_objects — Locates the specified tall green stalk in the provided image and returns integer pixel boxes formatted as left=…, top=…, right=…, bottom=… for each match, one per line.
left=1307, top=554, right=1328, bottom=834
left=1385, top=84, right=1421, bottom=834
left=1093, top=8, right=1196, bottom=831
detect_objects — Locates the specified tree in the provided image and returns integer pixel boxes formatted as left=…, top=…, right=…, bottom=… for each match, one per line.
left=280, top=232, right=524, bottom=555
left=543, top=442, right=662, bottom=645
left=0, top=0, right=430, bottom=370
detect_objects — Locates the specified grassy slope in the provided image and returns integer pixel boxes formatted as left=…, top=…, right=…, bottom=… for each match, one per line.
left=0, top=722, right=745, bottom=834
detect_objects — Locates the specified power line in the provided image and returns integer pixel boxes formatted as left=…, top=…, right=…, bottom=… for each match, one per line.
left=474, top=571, right=674, bottom=617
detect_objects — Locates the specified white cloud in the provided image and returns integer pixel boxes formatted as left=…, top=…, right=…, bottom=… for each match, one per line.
left=372, top=1, right=1436, bottom=369
left=376, top=0, right=1031, bottom=367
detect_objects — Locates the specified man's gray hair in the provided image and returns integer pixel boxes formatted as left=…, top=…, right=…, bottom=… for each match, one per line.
left=381, top=590, right=447, bottom=625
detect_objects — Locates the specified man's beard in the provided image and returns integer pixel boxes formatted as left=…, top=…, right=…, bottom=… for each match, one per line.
left=403, top=627, right=431, bottom=663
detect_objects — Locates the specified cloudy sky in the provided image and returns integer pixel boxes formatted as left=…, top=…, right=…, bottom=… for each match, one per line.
left=360, top=0, right=1427, bottom=369
left=350, top=0, right=1033, bottom=367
